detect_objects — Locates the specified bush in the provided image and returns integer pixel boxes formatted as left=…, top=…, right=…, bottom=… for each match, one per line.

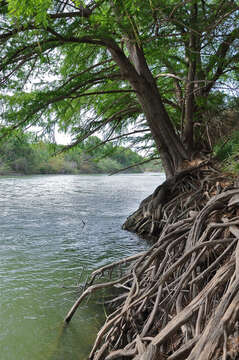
left=214, top=131, right=239, bottom=174
left=0, top=162, right=12, bottom=175
left=97, top=157, right=122, bottom=173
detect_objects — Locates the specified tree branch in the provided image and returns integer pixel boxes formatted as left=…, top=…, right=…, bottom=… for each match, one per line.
left=58, top=105, right=141, bottom=152
left=57, top=60, right=115, bottom=90
left=49, top=9, right=91, bottom=19
left=86, top=128, right=149, bottom=153
left=69, top=89, right=136, bottom=99
left=204, top=28, right=239, bottom=94
left=109, top=156, right=161, bottom=176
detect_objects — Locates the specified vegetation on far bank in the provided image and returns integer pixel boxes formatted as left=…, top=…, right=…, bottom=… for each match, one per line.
left=0, top=132, right=161, bottom=175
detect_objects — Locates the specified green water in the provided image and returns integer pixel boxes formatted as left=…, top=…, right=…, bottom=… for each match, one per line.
left=0, top=173, right=164, bottom=360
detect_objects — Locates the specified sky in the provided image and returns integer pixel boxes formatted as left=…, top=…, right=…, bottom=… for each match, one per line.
left=54, top=129, right=72, bottom=145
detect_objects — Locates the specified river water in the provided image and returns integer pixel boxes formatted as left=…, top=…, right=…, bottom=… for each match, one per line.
left=0, top=173, right=165, bottom=360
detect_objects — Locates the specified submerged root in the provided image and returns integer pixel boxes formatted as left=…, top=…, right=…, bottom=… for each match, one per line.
left=65, top=164, right=239, bottom=360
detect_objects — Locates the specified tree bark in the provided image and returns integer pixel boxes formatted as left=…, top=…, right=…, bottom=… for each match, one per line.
left=108, top=41, right=189, bottom=177
left=134, top=78, right=189, bottom=177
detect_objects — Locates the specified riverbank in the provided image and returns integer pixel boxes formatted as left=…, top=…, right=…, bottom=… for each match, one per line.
left=0, top=168, right=160, bottom=177
left=64, top=162, right=239, bottom=359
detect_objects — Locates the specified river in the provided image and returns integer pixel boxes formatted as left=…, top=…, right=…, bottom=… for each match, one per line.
left=0, top=173, right=165, bottom=360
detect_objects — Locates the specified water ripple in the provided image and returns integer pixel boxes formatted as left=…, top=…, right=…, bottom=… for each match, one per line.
left=0, top=173, right=164, bottom=360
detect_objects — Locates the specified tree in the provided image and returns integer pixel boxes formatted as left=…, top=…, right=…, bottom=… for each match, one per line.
left=0, top=0, right=239, bottom=177
left=0, top=129, right=38, bottom=173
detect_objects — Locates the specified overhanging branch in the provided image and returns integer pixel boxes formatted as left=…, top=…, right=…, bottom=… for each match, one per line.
left=87, top=128, right=150, bottom=153
left=58, top=105, right=141, bottom=152
left=109, top=156, right=161, bottom=176
left=69, top=89, right=136, bottom=99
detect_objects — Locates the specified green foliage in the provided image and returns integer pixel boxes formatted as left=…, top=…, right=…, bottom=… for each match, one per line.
left=214, top=133, right=239, bottom=162
left=0, top=132, right=152, bottom=174
left=1, top=0, right=239, bottom=167
left=7, top=0, right=52, bottom=26
left=97, top=157, right=122, bottom=173
left=0, top=130, right=38, bottom=173
left=214, top=130, right=239, bottom=174
left=143, top=160, right=163, bottom=173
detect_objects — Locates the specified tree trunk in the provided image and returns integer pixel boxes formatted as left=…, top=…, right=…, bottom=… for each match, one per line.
left=134, top=79, right=189, bottom=177
left=108, top=42, right=189, bottom=177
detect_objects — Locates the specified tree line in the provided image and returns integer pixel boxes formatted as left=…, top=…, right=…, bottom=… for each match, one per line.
left=0, top=132, right=160, bottom=175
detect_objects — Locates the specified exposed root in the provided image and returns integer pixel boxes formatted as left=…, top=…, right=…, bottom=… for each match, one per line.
left=64, top=164, right=239, bottom=359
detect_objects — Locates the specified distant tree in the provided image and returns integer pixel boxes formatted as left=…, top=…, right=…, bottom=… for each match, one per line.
left=1, top=1, right=239, bottom=177
left=0, top=130, right=37, bottom=173
left=0, top=131, right=146, bottom=174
